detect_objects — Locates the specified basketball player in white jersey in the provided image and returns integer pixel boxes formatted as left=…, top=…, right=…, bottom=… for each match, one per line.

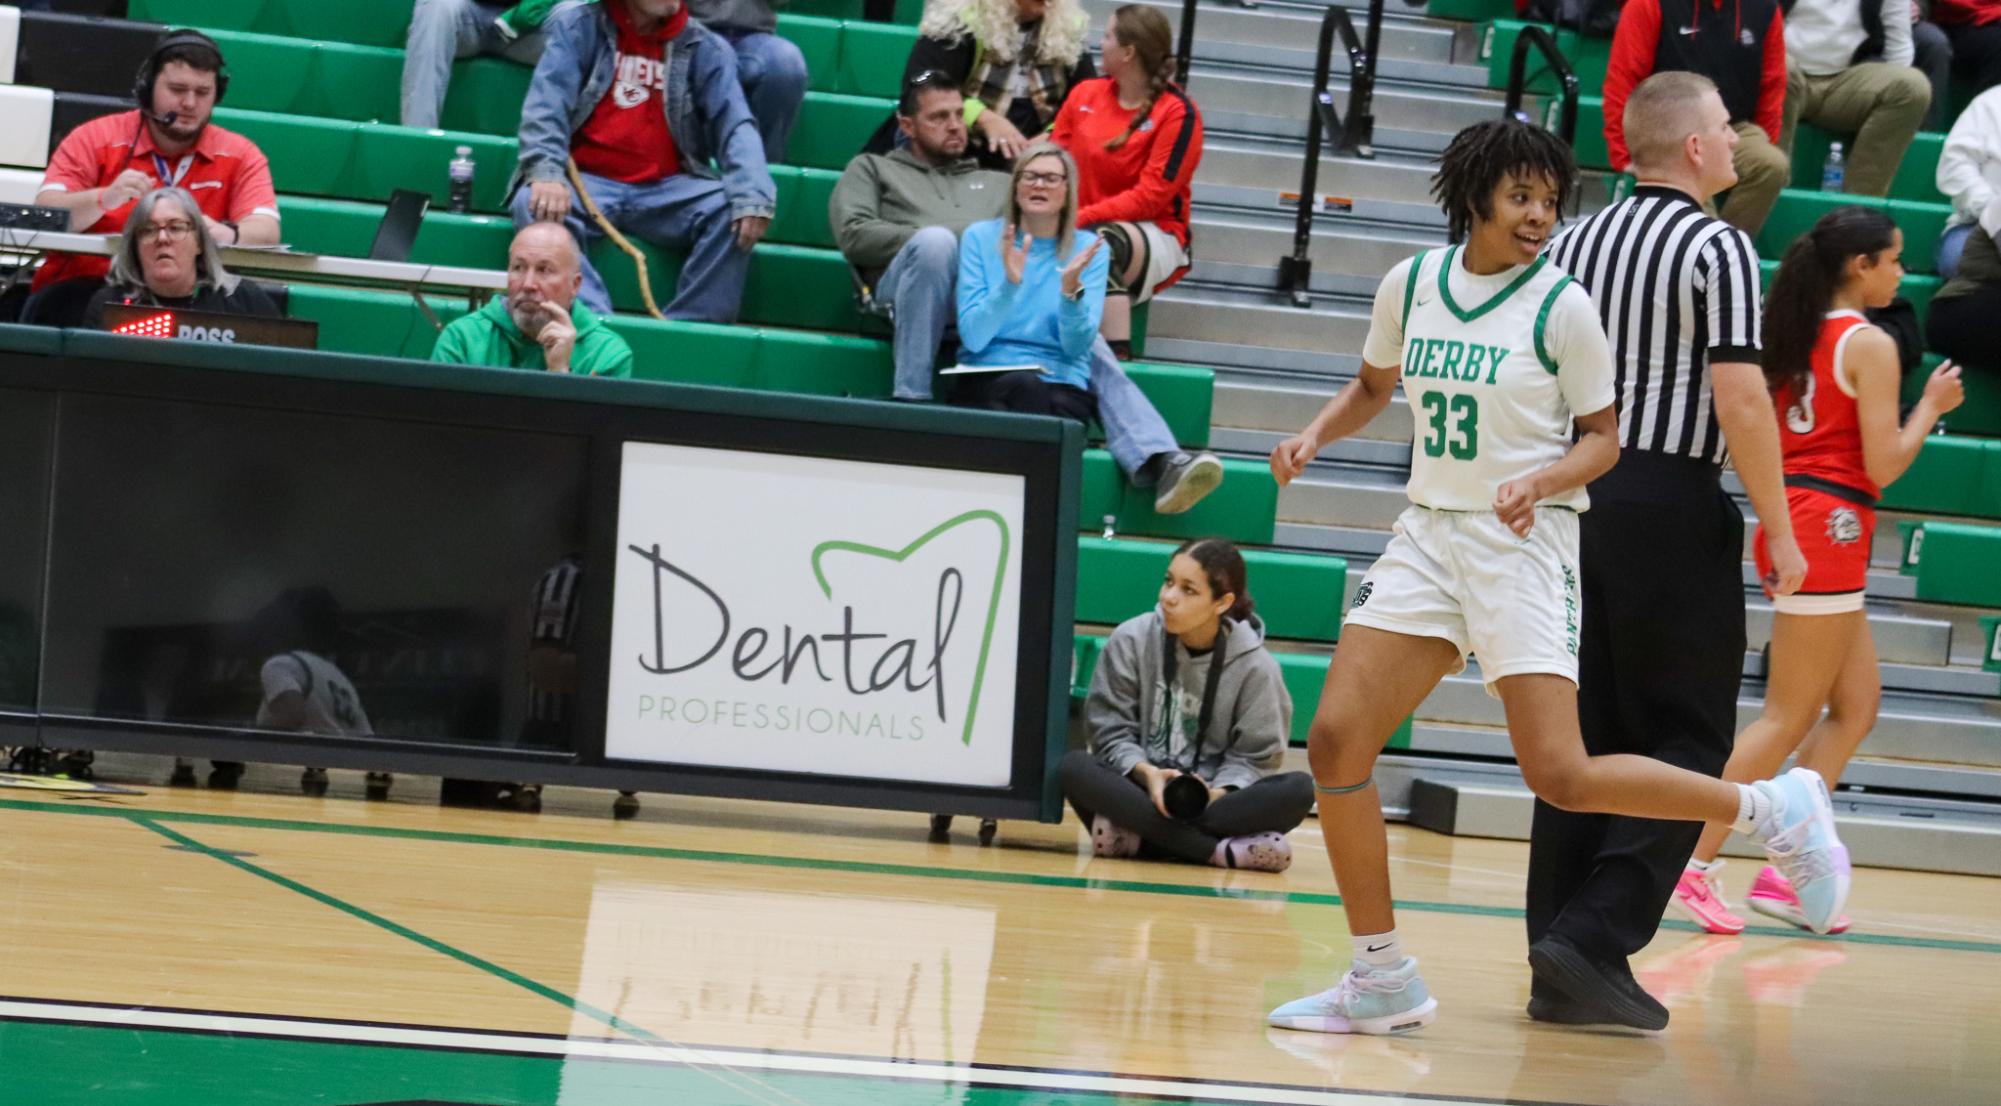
left=1264, top=119, right=1851, bottom=1036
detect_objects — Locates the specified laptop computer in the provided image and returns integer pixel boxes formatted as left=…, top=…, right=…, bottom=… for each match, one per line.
left=368, top=189, right=432, bottom=263
left=101, top=303, right=320, bottom=350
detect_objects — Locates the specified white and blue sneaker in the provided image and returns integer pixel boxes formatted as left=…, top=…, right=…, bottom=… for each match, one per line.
left=1267, top=958, right=1438, bottom=1035
left=1746, top=767, right=1851, bottom=935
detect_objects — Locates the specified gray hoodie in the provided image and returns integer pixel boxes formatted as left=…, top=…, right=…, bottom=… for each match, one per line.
left=828, top=147, right=1010, bottom=273
left=1084, top=610, right=1293, bottom=792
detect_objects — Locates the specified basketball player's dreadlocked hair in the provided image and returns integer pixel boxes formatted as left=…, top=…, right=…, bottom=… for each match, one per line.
left=1431, top=118, right=1577, bottom=244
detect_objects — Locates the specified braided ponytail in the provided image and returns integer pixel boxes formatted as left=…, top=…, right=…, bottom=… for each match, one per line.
left=1103, top=5, right=1175, bottom=151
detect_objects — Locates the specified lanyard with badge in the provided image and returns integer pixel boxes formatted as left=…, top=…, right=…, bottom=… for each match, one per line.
left=1154, top=621, right=1233, bottom=777
left=151, top=152, right=193, bottom=188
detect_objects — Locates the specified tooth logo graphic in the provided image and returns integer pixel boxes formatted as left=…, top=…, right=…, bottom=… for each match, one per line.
left=605, top=443, right=1023, bottom=787
left=812, top=510, right=1011, bottom=746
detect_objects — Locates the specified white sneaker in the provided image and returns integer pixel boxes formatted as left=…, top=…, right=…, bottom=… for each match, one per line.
left=1268, top=958, right=1438, bottom=1035
left=1744, top=767, right=1851, bottom=935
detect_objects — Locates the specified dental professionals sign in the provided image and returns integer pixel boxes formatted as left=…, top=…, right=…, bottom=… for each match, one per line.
left=605, top=442, right=1025, bottom=787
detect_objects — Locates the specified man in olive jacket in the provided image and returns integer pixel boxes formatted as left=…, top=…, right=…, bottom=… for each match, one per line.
left=432, top=223, right=635, bottom=377
left=829, top=72, right=1008, bottom=400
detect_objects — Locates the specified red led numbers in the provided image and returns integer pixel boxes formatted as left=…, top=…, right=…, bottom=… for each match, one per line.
left=111, top=310, right=177, bottom=338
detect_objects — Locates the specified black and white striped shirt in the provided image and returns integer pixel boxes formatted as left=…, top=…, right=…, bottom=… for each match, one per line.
left=1546, top=186, right=1763, bottom=464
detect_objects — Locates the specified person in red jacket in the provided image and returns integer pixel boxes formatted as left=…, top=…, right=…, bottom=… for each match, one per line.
left=1051, top=4, right=1201, bottom=357
left=1603, top=0, right=1790, bottom=234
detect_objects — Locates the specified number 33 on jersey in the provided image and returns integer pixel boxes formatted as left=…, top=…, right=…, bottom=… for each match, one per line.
left=1364, top=246, right=1618, bottom=513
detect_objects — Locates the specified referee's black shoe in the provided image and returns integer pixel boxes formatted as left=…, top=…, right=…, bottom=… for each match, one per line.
left=1525, top=984, right=1603, bottom=1026
left=1527, top=934, right=1669, bottom=1031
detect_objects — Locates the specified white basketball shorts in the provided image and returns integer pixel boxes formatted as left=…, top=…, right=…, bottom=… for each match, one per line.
left=1344, top=504, right=1583, bottom=689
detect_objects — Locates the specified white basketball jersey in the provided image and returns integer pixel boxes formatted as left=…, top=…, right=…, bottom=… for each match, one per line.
left=1387, top=246, right=1613, bottom=513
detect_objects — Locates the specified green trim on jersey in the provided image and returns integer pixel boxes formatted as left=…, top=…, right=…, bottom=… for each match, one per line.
left=1436, top=246, right=1549, bottom=324
left=1399, top=249, right=1429, bottom=338
left=1532, top=274, right=1575, bottom=375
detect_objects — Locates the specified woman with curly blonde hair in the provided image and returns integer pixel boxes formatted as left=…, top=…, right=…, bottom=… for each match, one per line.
left=866, top=0, right=1095, bottom=170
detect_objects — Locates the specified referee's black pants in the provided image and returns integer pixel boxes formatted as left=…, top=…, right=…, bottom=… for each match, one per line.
left=1525, top=451, right=1746, bottom=966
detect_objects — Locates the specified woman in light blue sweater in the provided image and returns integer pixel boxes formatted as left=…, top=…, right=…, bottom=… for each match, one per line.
left=953, top=142, right=1110, bottom=418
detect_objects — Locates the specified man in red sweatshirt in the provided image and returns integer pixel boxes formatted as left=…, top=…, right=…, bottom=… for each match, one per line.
left=1603, top=0, right=1791, bottom=234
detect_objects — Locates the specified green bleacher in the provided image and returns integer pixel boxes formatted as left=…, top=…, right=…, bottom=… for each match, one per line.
left=284, top=285, right=1212, bottom=445
left=1899, top=520, right=2001, bottom=607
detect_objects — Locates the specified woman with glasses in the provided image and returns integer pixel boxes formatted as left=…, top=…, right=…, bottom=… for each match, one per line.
left=1051, top=4, right=1202, bottom=358
left=951, top=142, right=1107, bottom=416
left=81, top=186, right=279, bottom=330
left=869, top=0, right=1094, bottom=170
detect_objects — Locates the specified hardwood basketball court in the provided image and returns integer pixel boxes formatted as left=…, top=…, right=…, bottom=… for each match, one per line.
left=1, top=766, right=1996, bottom=1106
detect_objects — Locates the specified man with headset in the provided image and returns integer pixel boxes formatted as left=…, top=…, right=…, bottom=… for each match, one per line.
left=28, top=29, right=279, bottom=326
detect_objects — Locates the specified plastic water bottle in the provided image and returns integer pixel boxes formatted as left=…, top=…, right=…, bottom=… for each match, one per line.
left=448, top=146, right=476, bottom=213
left=1821, top=142, right=1846, bottom=194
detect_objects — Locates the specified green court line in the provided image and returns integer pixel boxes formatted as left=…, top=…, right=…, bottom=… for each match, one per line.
left=128, top=817, right=671, bottom=1047
left=9, top=797, right=1998, bottom=957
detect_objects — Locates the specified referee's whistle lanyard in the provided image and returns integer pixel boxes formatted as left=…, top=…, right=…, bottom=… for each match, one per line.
left=1153, top=621, right=1236, bottom=780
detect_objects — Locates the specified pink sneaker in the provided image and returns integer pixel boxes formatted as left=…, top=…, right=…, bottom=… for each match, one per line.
left=1746, top=865, right=1852, bottom=934
left=1668, top=863, right=1746, bottom=935
left=1090, top=815, right=1140, bottom=858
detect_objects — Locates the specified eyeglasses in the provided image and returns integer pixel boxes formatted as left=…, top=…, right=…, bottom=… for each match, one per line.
left=139, top=220, right=196, bottom=242
left=907, top=69, right=955, bottom=87
left=1019, top=171, right=1067, bottom=187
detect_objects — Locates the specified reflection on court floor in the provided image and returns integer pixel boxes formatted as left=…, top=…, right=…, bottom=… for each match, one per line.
left=1, top=778, right=1998, bottom=1106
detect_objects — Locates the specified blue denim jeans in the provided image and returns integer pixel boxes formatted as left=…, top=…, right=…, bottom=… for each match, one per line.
left=713, top=27, right=808, bottom=166
left=511, top=171, right=750, bottom=322
left=880, top=227, right=959, bottom=400
left=879, top=227, right=1178, bottom=477
left=1936, top=222, right=1974, bottom=281
left=402, top=0, right=546, bottom=129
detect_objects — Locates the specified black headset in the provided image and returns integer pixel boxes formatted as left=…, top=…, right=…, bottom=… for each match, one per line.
left=132, top=29, right=230, bottom=113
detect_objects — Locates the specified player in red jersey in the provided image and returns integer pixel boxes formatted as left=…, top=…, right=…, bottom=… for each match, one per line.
left=1670, top=207, right=1964, bottom=936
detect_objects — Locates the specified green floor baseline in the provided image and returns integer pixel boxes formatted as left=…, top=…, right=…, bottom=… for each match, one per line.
left=0, top=1016, right=1291, bottom=1106
left=1, top=796, right=1994, bottom=957
left=0, top=1002, right=1512, bottom=1106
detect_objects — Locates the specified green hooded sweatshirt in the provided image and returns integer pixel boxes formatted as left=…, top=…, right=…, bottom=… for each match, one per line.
left=431, top=296, right=634, bottom=378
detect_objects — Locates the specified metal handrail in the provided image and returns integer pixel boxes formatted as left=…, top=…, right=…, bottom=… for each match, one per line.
left=1277, top=0, right=1385, bottom=309
left=1177, top=0, right=1198, bottom=83
left=1175, top=0, right=1262, bottom=85
left=1504, top=25, right=1578, bottom=146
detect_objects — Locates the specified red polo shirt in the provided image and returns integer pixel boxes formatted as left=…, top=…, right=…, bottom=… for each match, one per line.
left=35, top=110, right=279, bottom=291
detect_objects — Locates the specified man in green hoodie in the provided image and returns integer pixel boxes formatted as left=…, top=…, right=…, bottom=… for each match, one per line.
left=432, top=222, right=634, bottom=377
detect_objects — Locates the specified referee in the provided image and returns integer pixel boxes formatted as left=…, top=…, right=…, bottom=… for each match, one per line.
left=1525, top=71, right=1807, bottom=1029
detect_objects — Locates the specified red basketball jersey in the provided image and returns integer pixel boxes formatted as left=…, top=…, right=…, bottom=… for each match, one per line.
left=1775, top=311, right=1878, bottom=500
